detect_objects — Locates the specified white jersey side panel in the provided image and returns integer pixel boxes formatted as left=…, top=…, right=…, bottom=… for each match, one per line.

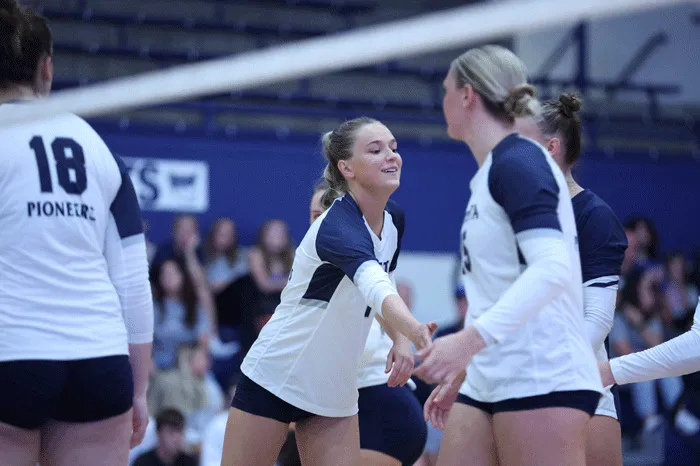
left=459, top=135, right=601, bottom=402
left=0, top=109, right=135, bottom=361
left=357, top=318, right=393, bottom=389
left=241, top=196, right=403, bottom=417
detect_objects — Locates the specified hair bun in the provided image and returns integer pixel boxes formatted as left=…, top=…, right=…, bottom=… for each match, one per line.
left=503, top=84, right=538, bottom=118
left=558, top=93, right=582, bottom=118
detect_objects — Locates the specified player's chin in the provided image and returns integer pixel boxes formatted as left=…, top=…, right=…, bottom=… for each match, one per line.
left=378, top=177, right=400, bottom=193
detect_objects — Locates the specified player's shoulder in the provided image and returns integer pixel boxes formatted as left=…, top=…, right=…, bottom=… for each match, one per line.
left=488, top=134, right=554, bottom=185
left=319, top=195, right=366, bottom=230
left=314, top=195, right=373, bottom=252
left=573, top=190, right=625, bottom=237
left=491, top=134, right=549, bottom=167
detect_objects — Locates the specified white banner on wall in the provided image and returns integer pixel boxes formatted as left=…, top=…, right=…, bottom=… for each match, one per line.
left=121, top=156, right=210, bottom=213
left=394, top=252, right=462, bottom=328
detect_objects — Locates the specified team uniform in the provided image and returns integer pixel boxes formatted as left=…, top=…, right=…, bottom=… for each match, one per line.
left=0, top=105, right=153, bottom=429
left=610, top=297, right=700, bottom=384
left=357, top=319, right=426, bottom=465
left=235, top=195, right=405, bottom=421
left=457, top=134, right=602, bottom=414
left=572, top=189, right=627, bottom=419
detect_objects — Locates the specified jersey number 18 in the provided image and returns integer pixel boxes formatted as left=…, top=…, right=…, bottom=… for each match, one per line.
left=30, top=136, right=87, bottom=195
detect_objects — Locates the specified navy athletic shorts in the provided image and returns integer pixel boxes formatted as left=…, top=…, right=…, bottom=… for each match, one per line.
left=231, top=374, right=314, bottom=424
left=457, top=390, right=601, bottom=417
left=0, top=355, right=133, bottom=430
left=358, top=384, right=427, bottom=466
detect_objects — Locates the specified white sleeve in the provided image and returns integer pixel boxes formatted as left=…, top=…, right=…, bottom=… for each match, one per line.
left=610, top=300, right=700, bottom=385
left=354, top=261, right=398, bottom=318
left=474, top=230, right=570, bottom=345
left=104, top=216, right=153, bottom=344
left=583, top=286, right=617, bottom=350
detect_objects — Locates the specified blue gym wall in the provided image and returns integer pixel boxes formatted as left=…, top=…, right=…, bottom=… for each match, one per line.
left=97, top=126, right=700, bottom=257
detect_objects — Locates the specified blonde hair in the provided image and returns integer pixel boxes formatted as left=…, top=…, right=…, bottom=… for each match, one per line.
left=451, top=45, right=539, bottom=123
left=320, top=116, right=378, bottom=208
left=312, top=177, right=332, bottom=210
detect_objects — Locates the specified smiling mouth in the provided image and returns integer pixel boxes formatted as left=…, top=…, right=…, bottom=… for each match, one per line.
left=381, top=168, right=398, bottom=173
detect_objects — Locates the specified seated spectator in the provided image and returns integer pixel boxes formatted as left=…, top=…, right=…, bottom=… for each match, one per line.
left=133, top=409, right=198, bottom=466
left=248, top=219, right=294, bottom=332
left=152, top=214, right=204, bottom=270
left=148, top=345, right=223, bottom=431
left=210, top=273, right=261, bottom=391
left=624, top=217, right=660, bottom=269
left=610, top=266, right=684, bottom=433
left=664, top=252, right=699, bottom=336
left=205, top=217, right=249, bottom=294
left=152, top=258, right=212, bottom=371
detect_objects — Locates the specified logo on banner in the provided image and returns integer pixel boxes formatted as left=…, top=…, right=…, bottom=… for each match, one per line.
left=121, top=156, right=210, bottom=213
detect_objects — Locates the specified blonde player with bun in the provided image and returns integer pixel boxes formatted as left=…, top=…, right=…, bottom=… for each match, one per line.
left=311, top=179, right=427, bottom=466
left=221, top=117, right=436, bottom=466
left=516, top=94, right=628, bottom=466
left=414, top=45, right=603, bottom=466
left=0, top=1, right=152, bottom=465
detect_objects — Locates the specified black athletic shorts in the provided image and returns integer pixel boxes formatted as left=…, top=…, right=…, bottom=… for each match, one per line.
left=0, top=355, right=133, bottom=430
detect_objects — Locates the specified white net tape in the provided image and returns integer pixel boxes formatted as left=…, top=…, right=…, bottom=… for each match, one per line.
left=0, top=0, right=690, bottom=128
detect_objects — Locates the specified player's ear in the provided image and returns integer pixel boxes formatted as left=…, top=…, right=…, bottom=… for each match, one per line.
left=461, top=83, right=474, bottom=110
left=547, top=137, right=562, bottom=159
left=338, top=159, right=354, bottom=180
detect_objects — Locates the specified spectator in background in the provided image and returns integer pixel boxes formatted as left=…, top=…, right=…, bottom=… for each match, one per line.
left=204, top=217, right=249, bottom=294
left=609, top=266, right=684, bottom=433
left=144, top=219, right=157, bottom=266
left=624, top=217, right=660, bottom=269
left=133, top=409, right=198, bottom=466
left=148, top=344, right=224, bottom=447
left=248, top=219, right=294, bottom=331
left=151, top=258, right=212, bottom=371
left=152, top=214, right=204, bottom=269
left=663, top=252, right=699, bottom=336
left=620, top=222, right=640, bottom=280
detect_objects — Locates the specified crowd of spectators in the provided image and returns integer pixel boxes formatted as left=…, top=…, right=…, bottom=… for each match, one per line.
left=130, top=214, right=700, bottom=465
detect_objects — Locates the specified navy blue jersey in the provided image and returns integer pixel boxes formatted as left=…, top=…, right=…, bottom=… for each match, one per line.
left=572, top=188, right=627, bottom=418
left=572, top=189, right=627, bottom=288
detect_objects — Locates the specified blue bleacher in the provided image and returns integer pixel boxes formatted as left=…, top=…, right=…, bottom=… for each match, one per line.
left=33, top=0, right=700, bottom=156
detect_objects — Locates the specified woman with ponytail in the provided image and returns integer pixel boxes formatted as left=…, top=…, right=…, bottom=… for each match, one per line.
left=0, top=1, right=152, bottom=465
left=414, top=46, right=603, bottom=466
left=515, top=94, right=628, bottom=466
left=221, top=117, right=436, bottom=465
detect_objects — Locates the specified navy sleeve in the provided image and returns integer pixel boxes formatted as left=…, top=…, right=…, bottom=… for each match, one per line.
left=488, top=142, right=561, bottom=234
left=110, top=154, right=144, bottom=239
left=385, top=199, right=405, bottom=272
left=316, top=205, right=377, bottom=281
left=578, top=205, right=628, bottom=284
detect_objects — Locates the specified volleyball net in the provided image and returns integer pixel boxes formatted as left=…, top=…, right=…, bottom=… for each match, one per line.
left=0, top=0, right=691, bottom=129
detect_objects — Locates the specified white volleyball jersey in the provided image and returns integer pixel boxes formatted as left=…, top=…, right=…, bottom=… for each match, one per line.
left=0, top=106, right=145, bottom=361
left=241, top=195, right=404, bottom=417
left=458, top=134, right=601, bottom=402
left=357, top=318, right=393, bottom=389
